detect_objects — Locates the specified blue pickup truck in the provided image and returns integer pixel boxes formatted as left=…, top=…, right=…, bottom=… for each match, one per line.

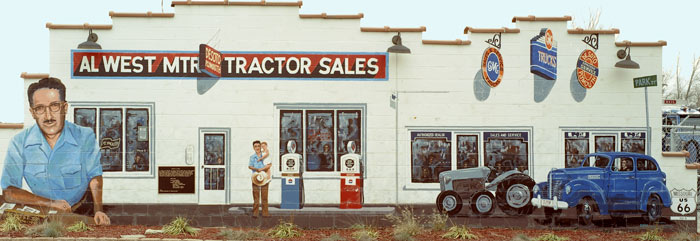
left=531, top=152, right=671, bottom=225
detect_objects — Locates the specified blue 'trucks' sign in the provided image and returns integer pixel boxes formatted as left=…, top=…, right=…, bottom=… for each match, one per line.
left=530, top=28, right=557, bottom=80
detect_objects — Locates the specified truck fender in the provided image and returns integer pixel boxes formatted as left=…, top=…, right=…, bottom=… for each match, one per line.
left=639, top=181, right=672, bottom=211
left=563, top=179, right=609, bottom=215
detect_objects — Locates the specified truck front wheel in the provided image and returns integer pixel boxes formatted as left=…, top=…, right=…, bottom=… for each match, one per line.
left=577, top=197, right=598, bottom=227
left=436, top=190, right=462, bottom=216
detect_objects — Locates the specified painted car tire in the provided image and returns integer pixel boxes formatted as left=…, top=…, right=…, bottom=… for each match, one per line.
left=436, top=190, right=462, bottom=216
left=471, top=191, right=495, bottom=217
left=496, top=175, right=535, bottom=216
left=643, top=195, right=663, bottom=224
left=577, top=197, right=597, bottom=227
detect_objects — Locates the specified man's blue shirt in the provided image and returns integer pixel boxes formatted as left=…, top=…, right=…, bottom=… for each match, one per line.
left=249, top=153, right=264, bottom=173
left=1, top=121, right=103, bottom=206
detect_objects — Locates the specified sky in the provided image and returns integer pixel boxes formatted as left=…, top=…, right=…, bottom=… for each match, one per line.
left=1, top=0, right=697, bottom=123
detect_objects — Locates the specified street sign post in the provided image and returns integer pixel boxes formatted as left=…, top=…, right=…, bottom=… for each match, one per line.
left=633, top=75, right=658, bottom=158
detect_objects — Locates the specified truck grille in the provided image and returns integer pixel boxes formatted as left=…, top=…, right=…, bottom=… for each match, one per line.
left=546, top=172, right=563, bottom=199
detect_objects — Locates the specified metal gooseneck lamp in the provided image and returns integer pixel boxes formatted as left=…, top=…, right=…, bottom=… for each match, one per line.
left=388, top=32, right=410, bottom=205
left=77, top=29, right=101, bottom=49
left=615, top=45, right=639, bottom=69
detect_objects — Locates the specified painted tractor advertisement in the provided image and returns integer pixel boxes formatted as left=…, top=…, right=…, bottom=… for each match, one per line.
left=436, top=166, right=535, bottom=216
left=531, top=152, right=671, bottom=226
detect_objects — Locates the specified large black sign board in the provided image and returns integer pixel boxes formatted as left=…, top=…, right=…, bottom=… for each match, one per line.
left=158, top=166, right=195, bottom=194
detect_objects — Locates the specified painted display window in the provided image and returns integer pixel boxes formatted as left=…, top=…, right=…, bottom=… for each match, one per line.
left=279, top=110, right=302, bottom=171
left=204, top=167, right=225, bottom=190
left=126, top=109, right=150, bottom=172
left=411, top=132, right=451, bottom=183
left=621, top=132, right=646, bottom=154
left=204, top=134, right=225, bottom=165
left=306, top=110, right=335, bottom=172
left=483, top=132, right=529, bottom=175
left=100, top=109, right=123, bottom=172
left=456, top=135, right=478, bottom=169
left=337, top=110, right=361, bottom=168
left=595, top=136, right=616, bottom=152
left=74, top=108, right=96, bottom=134
left=564, top=132, right=589, bottom=168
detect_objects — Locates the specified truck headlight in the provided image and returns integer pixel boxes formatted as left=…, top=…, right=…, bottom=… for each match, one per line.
left=565, top=185, right=572, bottom=195
left=532, top=185, right=540, bottom=195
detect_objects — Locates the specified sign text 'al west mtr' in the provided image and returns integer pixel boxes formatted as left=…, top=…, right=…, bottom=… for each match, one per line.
left=72, top=49, right=388, bottom=80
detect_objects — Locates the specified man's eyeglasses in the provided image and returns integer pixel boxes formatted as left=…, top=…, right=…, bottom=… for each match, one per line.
left=32, top=101, right=64, bottom=114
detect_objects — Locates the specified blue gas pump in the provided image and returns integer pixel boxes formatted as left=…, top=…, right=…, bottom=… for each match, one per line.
left=280, top=140, right=304, bottom=209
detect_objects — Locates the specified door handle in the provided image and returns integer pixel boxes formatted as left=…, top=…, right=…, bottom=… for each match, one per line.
left=627, top=176, right=635, bottom=179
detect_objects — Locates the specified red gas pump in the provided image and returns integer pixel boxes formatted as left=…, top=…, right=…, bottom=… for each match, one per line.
left=340, top=141, right=362, bottom=209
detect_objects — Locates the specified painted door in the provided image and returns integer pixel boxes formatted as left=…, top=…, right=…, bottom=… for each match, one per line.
left=199, top=131, right=229, bottom=204
left=608, top=156, right=637, bottom=210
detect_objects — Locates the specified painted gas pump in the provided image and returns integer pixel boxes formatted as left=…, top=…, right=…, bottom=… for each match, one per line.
left=280, top=140, right=304, bottom=209
left=340, top=141, right=363, bottom=209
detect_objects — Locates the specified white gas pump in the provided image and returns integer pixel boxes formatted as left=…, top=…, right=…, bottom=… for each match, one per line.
left=340, top=141, right=362, bottom=209
left=280, top=140, right=304, bottom=209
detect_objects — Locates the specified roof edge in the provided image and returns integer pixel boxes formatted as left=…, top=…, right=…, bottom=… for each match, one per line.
left=512, top=15, right=572, bottom=23
left=171, top=0, right=302, bottom=8
left=20, top=72, right=49, bottom=79
left=361, top=26, right=426, bottom=33
left=615, top=40, right=667, bottom=47
left=422, top=39, right=471, bottom=45
left=0, top=123, right=23, bottom=129
left=109, top=11, right=175, bottom=18
left=299, top=13, right=364, bottom=19
left=568, top=28, right=620, bottom=34
left=464, top=26, right=520, bottom=34
left=46, top=22, right=112, bottom=30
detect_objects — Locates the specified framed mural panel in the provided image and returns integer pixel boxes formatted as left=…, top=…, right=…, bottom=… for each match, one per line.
left=203, top=134, right=225, bottom=166
left=621, top=132, right=646, bottom=154
left=456, top=135, right=479, bottom=170
left=279, top=110, right=302, bottom=171
left=74, top=108, right=96, bottom=134
left=337, top=110, right=361, bottom=170
left=595, top=136, right=616, bottom=153
left=483, top=132, right=529, bottom=176
left=100, top=109, right=123, bottom=172
left=306, top=110, right=334, bottom=172
left=564, top=132, right=589, bottom=168
left=126, top=108, right=150, bottom=172
left=411, top=132, right=451, bottom=183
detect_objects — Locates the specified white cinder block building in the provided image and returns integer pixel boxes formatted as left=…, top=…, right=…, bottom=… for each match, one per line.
left=1, top=1, right=695, bottom=211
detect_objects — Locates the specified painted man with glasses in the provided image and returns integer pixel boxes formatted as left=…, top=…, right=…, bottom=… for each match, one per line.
left=1, top=77, right=110, bottom=225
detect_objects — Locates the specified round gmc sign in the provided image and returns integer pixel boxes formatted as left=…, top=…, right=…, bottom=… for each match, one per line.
left=576, top=49, right=599, bottom=89
left=481, top=47, right=504, bottom=88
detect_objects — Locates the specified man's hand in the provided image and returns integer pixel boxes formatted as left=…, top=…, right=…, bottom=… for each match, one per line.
left=50, top=200, right=71, bottom=212
left=94, top=211, right=111, bottom=225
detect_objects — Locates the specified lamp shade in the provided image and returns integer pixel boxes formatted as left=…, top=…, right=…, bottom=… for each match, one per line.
left=78, top=32, right=101, bottom=49
left=387, top=34, right=410, bottom=53
left=615, top=55, right=640, bottom=69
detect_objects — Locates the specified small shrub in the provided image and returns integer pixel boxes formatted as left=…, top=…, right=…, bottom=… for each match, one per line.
left=267, top=221, right=302, bottom=238
left=66, top=221, right=92, bottom=232
left=441, top=226, right=478, bottom=240
left=351, top=227, right=379, bottom=241
left=386, top=207, right=422, bottom=240
left=534, top=233, right=569, bottom=241
left=428, top=209, right=449, bottom=231
left=218, top=228, right=266, bottom=240
left=25, top=220, right=64, bottom=237
left=321, top=232, right=347, bottom=241
left=511, top=233, right=531, bottom=241
left=0, top=213, right=26, bottom=232
left=636, top=229, right=666, bottom=241
left=163, top=217, right=198, bottom=236
left=350, top=223, right=370, bottom=230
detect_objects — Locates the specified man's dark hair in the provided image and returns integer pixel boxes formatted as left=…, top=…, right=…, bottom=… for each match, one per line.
left=253, top=140, right=261, bottom=146
left=27, top=77, right=66, bottom=106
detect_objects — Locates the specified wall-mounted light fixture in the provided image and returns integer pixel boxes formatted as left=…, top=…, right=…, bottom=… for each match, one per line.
left=387, top=32, right=411, bottom=54
left=77, top=29, right=101, bottom=49
left=615, top=45, right=639, bottom=69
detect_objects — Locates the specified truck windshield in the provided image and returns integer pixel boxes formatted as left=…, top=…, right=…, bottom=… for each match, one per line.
left=581, top=155, right=610, bottom=168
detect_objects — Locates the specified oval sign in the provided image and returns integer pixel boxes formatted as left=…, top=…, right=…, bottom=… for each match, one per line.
left=545, top=29, right=554, bottom=50
left=576, top=49, right=599, bottom=89
left=482, top=47, right=504, bottom=88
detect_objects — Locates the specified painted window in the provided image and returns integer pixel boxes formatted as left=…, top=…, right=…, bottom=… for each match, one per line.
left=621, top=132, right=646, bottom=154
left=204, top=167, right=225, bottom=190
left=73, top=103, right=154, bottom=176
left=279, top=108, right=362, bottom=172
left=204, top=134, right=225, bottom=166
left=595, top=136, right=616, bottom=152
left=564, top=132, right=589, bottom=168
left=483, top=132, right=529, bottom=176
left=410, top=132, right=451, bottom=183
left=456, top=135, right=479, bottom=169
left=637, top=158, right=658, bottom=171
